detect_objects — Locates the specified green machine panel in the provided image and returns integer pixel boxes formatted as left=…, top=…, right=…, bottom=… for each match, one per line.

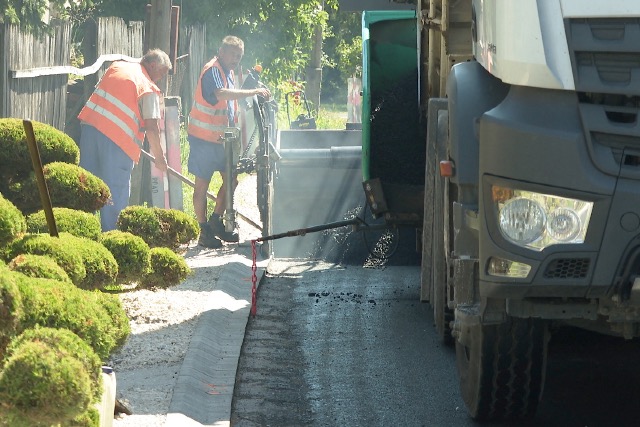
left=362, top=10, right=424, bottom=224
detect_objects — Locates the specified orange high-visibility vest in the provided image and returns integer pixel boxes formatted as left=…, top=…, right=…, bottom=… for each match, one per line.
left=78, top=61, right=161, bottom=162
left=187, top=58, right=238, bottom=144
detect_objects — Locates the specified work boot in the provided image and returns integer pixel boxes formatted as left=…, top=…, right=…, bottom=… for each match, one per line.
left=208, top=214, right=239, bottom=243
left=198, top=223, right=222, bottom=248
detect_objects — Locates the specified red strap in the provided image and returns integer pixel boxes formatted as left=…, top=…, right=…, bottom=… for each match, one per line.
left=251, top=240, right=258, bottom=317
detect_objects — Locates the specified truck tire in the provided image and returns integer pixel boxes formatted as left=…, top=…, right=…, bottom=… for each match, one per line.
left=456, top=317, right=548, bottom=421
left=420, top=144, right=435, bottom=303
left=421, top=99, right=448, bottom=303
left=432, top=110, right=453, bottom=343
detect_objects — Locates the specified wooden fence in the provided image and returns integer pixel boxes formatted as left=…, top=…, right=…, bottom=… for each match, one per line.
left=0, top=23, right=71, bottom=130
left=0, top=18, right=208, bottom=138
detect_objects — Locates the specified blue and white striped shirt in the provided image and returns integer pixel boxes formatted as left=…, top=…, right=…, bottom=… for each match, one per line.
left=201, top=64, right=236, bottom=126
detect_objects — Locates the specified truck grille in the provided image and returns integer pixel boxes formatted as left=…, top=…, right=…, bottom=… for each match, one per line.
left=568, top=18, right=640, bottom=177
left=567, top=18, right=640, bottom=96
left=543, top=258, right=590, bottom=280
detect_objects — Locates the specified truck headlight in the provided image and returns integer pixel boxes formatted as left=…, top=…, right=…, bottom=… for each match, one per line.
left=493, top=186, right=593, bottom=251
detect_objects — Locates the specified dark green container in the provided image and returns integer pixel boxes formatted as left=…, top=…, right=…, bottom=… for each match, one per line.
left=361, top=10, right=424, bottom=224
left=361, top=10, right=419, bottom=182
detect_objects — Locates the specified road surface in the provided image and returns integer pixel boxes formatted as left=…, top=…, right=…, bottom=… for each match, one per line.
left=231, top=259, right=640, bottom=427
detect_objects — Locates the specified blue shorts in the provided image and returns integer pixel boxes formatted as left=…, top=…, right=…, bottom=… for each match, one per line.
left=187, top=135, right=227, bottom=181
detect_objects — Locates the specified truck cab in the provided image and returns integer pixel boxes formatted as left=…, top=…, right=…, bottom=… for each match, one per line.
left=359, top=0, right=640, bottom=420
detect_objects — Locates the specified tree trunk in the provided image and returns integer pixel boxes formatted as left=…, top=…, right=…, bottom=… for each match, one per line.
left=306, top=14, right=323, bottom=113
left=148, top=0, right=172, bottom=92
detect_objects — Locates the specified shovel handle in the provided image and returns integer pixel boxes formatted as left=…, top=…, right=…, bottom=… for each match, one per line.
left=140, top=149, right=217, bottom=202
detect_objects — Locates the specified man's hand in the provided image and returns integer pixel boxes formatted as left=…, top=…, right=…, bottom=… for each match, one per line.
left=254, top=87, right=271, bottom=100
left=150, top=146, right=168, bottom=172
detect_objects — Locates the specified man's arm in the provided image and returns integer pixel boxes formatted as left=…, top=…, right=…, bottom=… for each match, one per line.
left=215, top=86, right=271, bottom=101
left=209, top=66, right=271, bottom=101
left=140, top=92, right=167, bottom=171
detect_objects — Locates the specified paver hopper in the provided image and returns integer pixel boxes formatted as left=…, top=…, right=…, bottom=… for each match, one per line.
left=268, top=128, right=364, bottom=258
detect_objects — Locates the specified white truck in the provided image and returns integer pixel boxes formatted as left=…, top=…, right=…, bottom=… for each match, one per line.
left=358, top=0, right=640, bottom=420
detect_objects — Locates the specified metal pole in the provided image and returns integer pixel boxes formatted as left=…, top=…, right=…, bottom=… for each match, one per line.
left=23, top=120, right=58, bottom=237
left=224, top=131, right=236, bottom=232
left=257, top=217, right=366, bottom=242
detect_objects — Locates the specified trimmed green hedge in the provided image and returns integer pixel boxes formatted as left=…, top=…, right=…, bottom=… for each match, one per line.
left=8, top=253, right=72, bottom=284
left=140, top=247, right=191, bottom=289
left=117, top=205, right=198, bottom=250
left=64, top=234, right=118, bottom=290
left=0, top=118, right=79, bottom=186
left=0, top=270, right=130, bottom=360
left=0, top=271, right=23, bottom=354
left=6, top=162, right=110, bottom=215
left=0, top=327, right=101, bottom=426
left=0, top=192, right=26, bottom=249
left=4, top=233, right=86, bottom=286
left=100, top=230, right=151, bottom=285
left=4, top=233, right=118, bottom=290
left=27, top=207, right=101, bottom=241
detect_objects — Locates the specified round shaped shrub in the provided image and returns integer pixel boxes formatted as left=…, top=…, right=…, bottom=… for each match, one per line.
left=27, top=207, right=101, bottom=241
left=155, top=208, right=199, bottom=249
left=0, top=192, right=26, bottom=248
left=8, top=162, right=110, bottom=215
left=14, top=275, right=128, bottom=360
left=70, top=407, right=100, bottom=427
left=6, top=327, right=103, bottom=402
left=140, top=247, right=191, bottom=289
left=4, top=233, right=86, bottom=285
left=116, top=205, right=163, bottom=247
left=8, top=253, right=72, bottom=284
left=61, top=233, right=118, bottom=290
left=117, top=206, right=198, bottom=250
left=100, top=230, right=151, bottom=284
left=0, top=269, right=23, bottom=357
left=92, top=292, right=131, bottom=350
left=0, top=118, right=79, bottom=183
left=0, top=340, right=92, bottom=426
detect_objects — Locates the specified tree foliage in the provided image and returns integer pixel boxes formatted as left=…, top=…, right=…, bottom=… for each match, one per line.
left=81, top=0, right=340, bottom=86
left=4, top=0, right=363, bottom=103
left=1, top=0, right=51, bottom=35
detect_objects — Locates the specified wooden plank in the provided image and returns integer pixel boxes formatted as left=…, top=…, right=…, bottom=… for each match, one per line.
left=165, top=97, right=183, bottom=210
left=11, top=53, right=141, bottom=78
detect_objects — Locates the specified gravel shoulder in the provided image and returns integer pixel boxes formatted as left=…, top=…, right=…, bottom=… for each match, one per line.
left=110, top=175, right=263, bottom=427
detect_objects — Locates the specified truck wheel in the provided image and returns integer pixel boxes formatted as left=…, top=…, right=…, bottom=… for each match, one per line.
left=421, top=99, right=448, bottom=302
left=456, top=317, right=548, bottom=420
left=432, top=110, right=453, bottom=343
left=420, top=133, right=436, bottom=302
left=420, top=155, right=435, bottom=303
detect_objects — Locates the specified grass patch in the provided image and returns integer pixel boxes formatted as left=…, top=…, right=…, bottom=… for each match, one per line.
left=316, top=103, right=349, bottom=130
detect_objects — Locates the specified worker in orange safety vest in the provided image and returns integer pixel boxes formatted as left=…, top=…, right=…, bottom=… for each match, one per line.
left=187, top=35, right=271, bottom=248
left=77, top=49, right=172, bottom=231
